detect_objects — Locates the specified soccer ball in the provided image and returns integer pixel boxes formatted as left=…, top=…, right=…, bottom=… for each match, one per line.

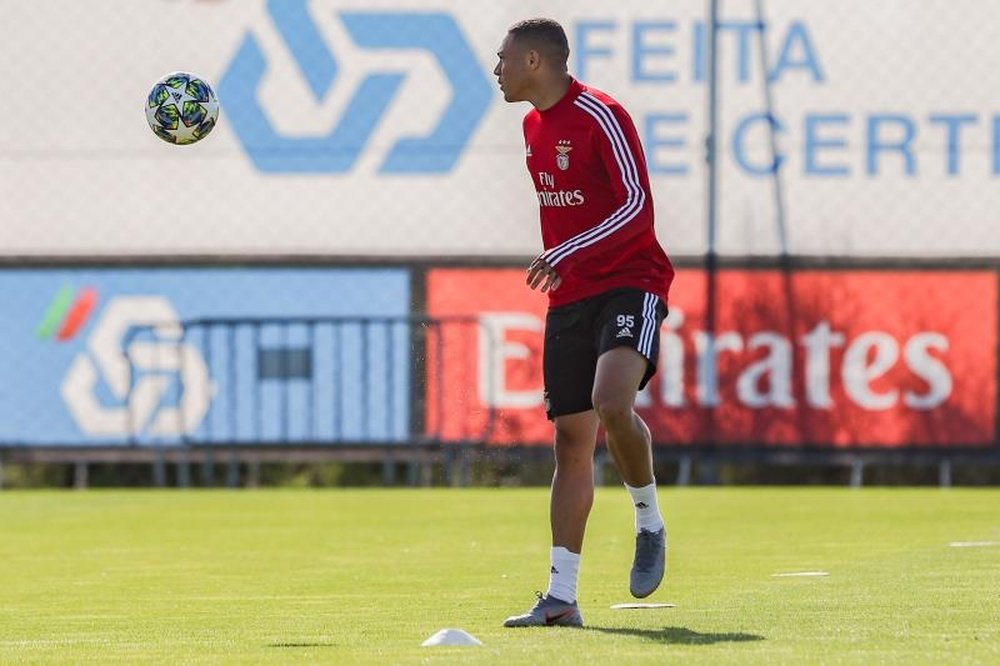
left=145, top=72, right=219, bottom=145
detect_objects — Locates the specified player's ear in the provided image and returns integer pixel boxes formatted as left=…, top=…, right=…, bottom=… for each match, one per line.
left=526, top=49, right=542, bottom=71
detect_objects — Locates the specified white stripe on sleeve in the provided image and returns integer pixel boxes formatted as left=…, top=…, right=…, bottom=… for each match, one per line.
left=545, top=93, right=645, bottom=267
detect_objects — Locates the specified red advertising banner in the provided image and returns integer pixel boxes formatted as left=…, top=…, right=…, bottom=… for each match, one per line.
left=426, top=269, right=997, bottom=448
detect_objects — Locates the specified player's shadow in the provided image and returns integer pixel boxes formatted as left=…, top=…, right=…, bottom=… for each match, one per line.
left=585, top=625, right=764, bottom=645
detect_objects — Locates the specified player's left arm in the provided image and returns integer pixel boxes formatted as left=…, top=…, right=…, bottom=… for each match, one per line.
left=538, top=101, right=653, bottom=278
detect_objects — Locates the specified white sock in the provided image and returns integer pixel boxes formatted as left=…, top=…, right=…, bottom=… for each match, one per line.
left=546, top=546, right=580, bottom=603
left=625, top=481, right=665, bottom=533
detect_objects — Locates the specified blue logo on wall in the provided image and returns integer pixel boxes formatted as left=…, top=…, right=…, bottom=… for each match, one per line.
left=219, top=1, right=493, bottom=174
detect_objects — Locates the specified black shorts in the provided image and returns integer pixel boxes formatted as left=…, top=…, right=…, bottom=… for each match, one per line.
left=543, top=288, right=668, bottom=420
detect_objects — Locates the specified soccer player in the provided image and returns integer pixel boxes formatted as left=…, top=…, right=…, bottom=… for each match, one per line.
left=496, top=18, right=676, bottom=628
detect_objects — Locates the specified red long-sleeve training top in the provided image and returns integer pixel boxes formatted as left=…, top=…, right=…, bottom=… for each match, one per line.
left=523, top=77, right=674, bottom=308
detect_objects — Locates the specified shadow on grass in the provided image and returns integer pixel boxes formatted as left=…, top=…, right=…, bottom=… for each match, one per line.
left=585, top=626, right=764, bottom=645
left=268, top=643, right=338, bottom=648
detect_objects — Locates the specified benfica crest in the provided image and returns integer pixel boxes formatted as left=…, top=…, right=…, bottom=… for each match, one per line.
left=555, top=140, right=573, bottom=170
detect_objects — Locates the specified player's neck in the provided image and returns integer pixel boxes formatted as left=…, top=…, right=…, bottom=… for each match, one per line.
left=530, top=74, right=573, bottom=112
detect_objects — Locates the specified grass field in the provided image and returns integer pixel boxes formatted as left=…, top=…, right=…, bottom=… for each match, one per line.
left=1, top=488, right=998, bottom=664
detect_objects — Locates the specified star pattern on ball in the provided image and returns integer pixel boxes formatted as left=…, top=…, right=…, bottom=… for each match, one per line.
left=146, top=73, right=219, bottom=145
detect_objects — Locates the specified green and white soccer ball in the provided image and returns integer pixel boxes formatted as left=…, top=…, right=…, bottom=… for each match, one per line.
left=145, top=72, right=219, bottom=145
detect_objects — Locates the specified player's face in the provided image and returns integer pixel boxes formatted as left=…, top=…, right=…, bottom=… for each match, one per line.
left=494, top=34, right=531, bottom=103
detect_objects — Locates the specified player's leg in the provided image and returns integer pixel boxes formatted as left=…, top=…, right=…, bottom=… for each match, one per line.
left=592, top=347, right=655, bottom=487
left=502, top=410, right=598, bottom=627
left=549, top=409, right=599, bottom=595
left=592, top=290, right=668, bottom=598
left=505, top=302, right=597, bottom=628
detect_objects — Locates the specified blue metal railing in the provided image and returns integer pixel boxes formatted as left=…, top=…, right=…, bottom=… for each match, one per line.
left=123, top=315, right=497, bottom=447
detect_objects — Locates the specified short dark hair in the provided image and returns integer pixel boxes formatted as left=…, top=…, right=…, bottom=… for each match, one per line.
left=508, top=18, right=570, bottom=67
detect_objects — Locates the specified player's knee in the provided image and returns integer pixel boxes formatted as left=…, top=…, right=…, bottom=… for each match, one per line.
left=592, top=392, right=633, bottom=430
left=553, top=445, right=592, bottom=472
left=554, top=426, right=586, bottom=451
left=553, top=427, right=593, bottom=468
left=554, top=445, right=591, bottom=472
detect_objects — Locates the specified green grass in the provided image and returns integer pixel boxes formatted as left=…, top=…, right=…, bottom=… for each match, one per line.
left=1, top=488, right=998, bottom=664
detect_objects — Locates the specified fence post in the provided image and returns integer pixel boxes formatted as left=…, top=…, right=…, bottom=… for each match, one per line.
left=459, top=448, right=472, bottom=488
left=247, top=459, right=260, bottom=489
left=676, top=456, right=692, bottom=486
left=153, top=449, right=166, bottom=488
left=593, top=450, right=607, bottom=487
left=74, top=460, right=89, bottom=490
left=850, top=459, right=865, bottom=488
left=442, top=447, right=455, bottom=487
left=226, top=450, right=240, bottom=488
left=939, top=459, right=952, bottom=488
left=382, top=454, right=397, bottom=486
left=202, top=448, right=215, bottom=487
left=177, top=451, right=191, bottom=488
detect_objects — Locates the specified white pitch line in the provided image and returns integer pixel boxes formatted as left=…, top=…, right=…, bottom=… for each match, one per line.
left=772, top=571, right=829, bottom=577
left=948, top=541, right=1000, bottom=548
left=610, top=602, right=677, bottom=610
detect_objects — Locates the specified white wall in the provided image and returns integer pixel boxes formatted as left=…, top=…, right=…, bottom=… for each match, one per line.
left=1, top=0, right=996, bottom=257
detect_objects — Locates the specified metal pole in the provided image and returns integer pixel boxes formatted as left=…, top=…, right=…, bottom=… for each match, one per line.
left=177, top=451, right=191, bottom=488
left=939, top=459, right=952, bottom=488
left=202, top=448, right=214, bottom=487
left=705, top=0, right=721, bottom=446
left=754, top=0, right=808, bottom=442
left=593, top=450, right=607, bottom=487
left=74, top=460, right=89, bottom=490
left=706, top=0, right=720, bottom=261
left=153, top=448, right=166, bottom=488
left=850, top=459, right=864, bottom=488
left=226, top=449, right=240, bottom=488
left=754, top=0, right=789, bottom=255
left=676, top=456, right=692, bottom=486
left=382, top=456, right=397, bottom=486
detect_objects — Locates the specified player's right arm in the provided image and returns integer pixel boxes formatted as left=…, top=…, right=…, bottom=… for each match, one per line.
left=521, top=113, right=563, bottom=293
left=526, top=253, right=562, bottom=293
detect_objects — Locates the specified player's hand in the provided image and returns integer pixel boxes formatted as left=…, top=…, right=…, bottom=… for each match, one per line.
left=526, top=254, right=562, bottom=293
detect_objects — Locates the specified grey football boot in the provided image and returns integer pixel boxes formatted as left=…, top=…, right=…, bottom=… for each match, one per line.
left=630, top=527, right=666, bottom=598
left=503, top=592, right=583, bottom=628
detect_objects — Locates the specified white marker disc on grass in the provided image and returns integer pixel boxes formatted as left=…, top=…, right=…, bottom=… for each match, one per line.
left=421, top=629, right=482, bottom=647
left=610, top=602, right=677, bottom=609
left=948, top=541, right=1000, bottom=548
